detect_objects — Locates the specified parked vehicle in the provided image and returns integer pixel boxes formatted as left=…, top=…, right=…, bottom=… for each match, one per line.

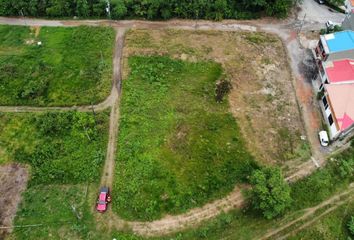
left=316, top=0, right=325, bottom=4
left=96, top=187, right=110, bottom=212
left=318, top=131, right=329, bottom=147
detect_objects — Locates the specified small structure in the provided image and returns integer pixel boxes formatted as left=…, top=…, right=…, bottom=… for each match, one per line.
left=320, top=83, right=354, bottom=139
left=314, top=30, right=354, bottom=61
left=316, top=58, right=354, bottom=91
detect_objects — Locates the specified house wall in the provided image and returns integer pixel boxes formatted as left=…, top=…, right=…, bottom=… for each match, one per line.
left=320, top=94, right=340, bottom=140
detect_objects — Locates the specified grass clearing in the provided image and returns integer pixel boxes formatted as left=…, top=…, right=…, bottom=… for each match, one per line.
left=124, top=29, right=309, bottom=172
left=0, top=25, right=114, bottom=106
left=0, top=111, right=110, bottom=184
left=113, top=56, right=257, bottom=221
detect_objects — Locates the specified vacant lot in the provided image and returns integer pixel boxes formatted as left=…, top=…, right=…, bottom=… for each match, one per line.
left=0, top=25, right=114, bottom=106
left=114, top=56, right=257, bottom=220
left=0, top=111, right=110, bottom=239
left=0, top=111, right=110, bottom=184
left=123, top=29, right=310, bottom=172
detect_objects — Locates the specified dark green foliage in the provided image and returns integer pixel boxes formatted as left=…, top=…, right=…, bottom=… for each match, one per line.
left=215, top=79, right=232, bottom=102
left=0, top=0, right=297, bottom=20
left=113, top=56, right=257, bottom=220
left=249, top=167, right=292, bottom=219
left=0, top=25, right=114, bottom=106
left=349, top=216, right=354, bottom=236
left=0, top=111, right=109, bottom=184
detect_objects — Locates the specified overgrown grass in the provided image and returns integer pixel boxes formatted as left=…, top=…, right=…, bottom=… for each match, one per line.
left=13, top=184, right=108, bottom=240
left=0, top=111, right=109, bottom=184
left=288, top=202, right=354, bottom=240
left=0, top=25, right=114, bottom=106
left=113, top=56, right=257, bottom=221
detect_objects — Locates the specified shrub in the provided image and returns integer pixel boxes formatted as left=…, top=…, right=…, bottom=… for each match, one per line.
left=249, top=167, right=292, bottom=219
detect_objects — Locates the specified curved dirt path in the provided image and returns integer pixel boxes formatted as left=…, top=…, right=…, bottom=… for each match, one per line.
left=0, top=16, right=351, bottom=237
left=258, top=183, right=354, bottom=240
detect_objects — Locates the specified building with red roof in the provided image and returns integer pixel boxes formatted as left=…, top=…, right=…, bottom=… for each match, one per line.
left=318, top=59, right=354, bottom=90
left=321, top=83, right=354, bottom=139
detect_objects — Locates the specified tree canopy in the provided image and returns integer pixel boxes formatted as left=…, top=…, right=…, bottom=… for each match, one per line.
left=249, top=167, right=292, bottom=219
left=0, top=0, right=296, bottom=20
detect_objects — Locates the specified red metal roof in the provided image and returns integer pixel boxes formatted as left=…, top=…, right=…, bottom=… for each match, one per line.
left=325, top=59, right=354, bottom=83
left=326, top=83, right=354, bottom=131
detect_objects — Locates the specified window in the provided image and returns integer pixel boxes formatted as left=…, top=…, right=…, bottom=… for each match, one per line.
left=328, top=114, right=334, bottom=126
left=322, top=96, right=328, bottom=109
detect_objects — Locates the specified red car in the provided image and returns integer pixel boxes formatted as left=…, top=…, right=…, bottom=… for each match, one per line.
left=96, top=187, right=111, bottom=212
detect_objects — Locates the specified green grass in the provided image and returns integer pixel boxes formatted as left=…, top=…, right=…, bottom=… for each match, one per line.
left=12, top=184, right=108, bottom=240
left=288, top=202, right=354, bottom=240
left=0, top=25, right=114, bottom=106
left=0, top=111, right=110, bottom=184
left=113, top=56, right=257, bottom=221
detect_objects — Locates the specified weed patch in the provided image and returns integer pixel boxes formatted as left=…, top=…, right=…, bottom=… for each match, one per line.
left=0, top=111, right=109, bottom=184
left=113, top=56, right=257, bottom=221
left=0, top=25, right=114, bottom=106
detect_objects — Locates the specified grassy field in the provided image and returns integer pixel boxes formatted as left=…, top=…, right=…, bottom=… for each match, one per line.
left=123, top=29, right=310, bottom=173
left=0, top=25, right=114, bottom=106
left=288, top=202, right=354, bottom=240
left=0, top=111, right=110, bottom=184
left=113, top=56, right=257, bottom=221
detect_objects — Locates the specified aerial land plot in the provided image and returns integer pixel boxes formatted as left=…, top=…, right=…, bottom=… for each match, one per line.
left=0, top=111, right=109, bottom=239
left=0, top=25, right=114, bottom=106
left=122, top=29, right=310, bottom=172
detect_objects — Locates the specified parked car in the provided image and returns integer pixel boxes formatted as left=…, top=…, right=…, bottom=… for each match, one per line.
left=318, top=131, right=329, bottom=147
left=315, top=0, right=325, bottom=4
left=96, top=187, right=111, bottom=212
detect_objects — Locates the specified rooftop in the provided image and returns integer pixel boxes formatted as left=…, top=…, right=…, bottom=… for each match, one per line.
left=326, top=83, right=354, bottom=131
left=324, top=59, right=354, bottom=83
left=322, top=31, right=354, bottom=53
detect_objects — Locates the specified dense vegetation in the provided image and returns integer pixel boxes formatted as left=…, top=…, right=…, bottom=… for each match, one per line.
left=113, top=56, right=257, bottom=221
left=0, top=0, right=296, bottom=20
left=0, top=111, right=109, bottom=184
left=0, top=25, right=114, bottom=106
left=249, top=167, right=292, bottom=219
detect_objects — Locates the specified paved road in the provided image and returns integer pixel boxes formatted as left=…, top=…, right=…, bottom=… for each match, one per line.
left=298, top=0, right=345, bottom=29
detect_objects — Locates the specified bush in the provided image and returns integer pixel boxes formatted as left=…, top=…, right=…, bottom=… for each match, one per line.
left=249, top=167, right=292, bottom=219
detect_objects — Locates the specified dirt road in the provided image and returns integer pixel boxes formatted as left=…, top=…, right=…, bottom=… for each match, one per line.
left=100, top=28, right=125, bottom=188
left=0, top=3, right=350, bottom=236
left=259, top=183, right=354, bottom=240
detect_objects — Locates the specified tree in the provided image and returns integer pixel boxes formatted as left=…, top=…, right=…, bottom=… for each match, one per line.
left=111, top=0, right=127, bottom=19
left=249, top=167, right=292, bottom=219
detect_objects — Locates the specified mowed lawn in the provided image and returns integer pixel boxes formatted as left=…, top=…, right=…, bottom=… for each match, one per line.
left=0, top=25, right=114, bottom=106
left=113, top=56, right=257, bottom=221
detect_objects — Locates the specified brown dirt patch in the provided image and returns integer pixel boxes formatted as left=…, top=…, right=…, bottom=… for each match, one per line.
left=123, top=29, right=309, bottom=170
left=0, top=163, right=29, bottom=238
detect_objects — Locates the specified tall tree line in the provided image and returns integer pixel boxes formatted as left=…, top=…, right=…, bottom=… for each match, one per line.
left=0, top=0, right=296, bottom=20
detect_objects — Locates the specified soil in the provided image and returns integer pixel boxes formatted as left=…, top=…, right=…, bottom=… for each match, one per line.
left=0, top=164, right=29, bottom=238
